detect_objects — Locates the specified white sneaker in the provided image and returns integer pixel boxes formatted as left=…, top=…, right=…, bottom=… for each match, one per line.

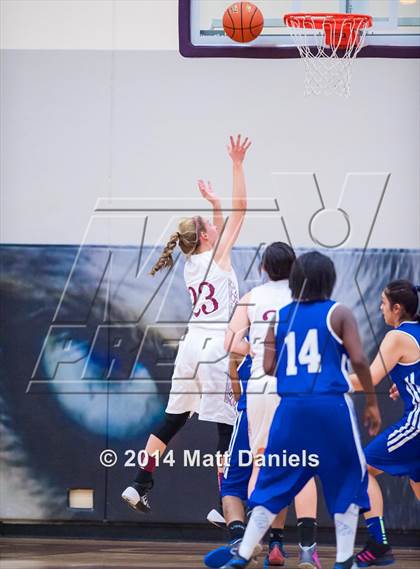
left=121, top=483, right=151, bottom=513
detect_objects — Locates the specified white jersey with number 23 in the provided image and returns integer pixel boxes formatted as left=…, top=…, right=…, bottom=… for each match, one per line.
left=165, top=250, right=239, bottom=426
left=184, top=250, right=239, bottom=331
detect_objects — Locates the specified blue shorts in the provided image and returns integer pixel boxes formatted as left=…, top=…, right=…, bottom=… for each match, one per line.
left=364, top=415, right=420, bottom=482
left=221, top=410, right=253, bottom=501
left=249, top=394, right=370, bottom=516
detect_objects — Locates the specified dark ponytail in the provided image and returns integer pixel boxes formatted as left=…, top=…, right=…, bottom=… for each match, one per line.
left=384, top=280, right=420, bottom=323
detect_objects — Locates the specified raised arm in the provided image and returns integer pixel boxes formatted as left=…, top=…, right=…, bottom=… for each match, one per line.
left=331, top=305, right=381, bottom=436
left=197, top=180, right=224, bottom=235
left=350, top=332, right=403, bottom=391
left=225, top=292, right=251, bottom=356
left=214, top=134, right=251, bottom=270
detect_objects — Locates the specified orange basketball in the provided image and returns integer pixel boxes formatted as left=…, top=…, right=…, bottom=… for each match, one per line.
left=223, top=2, right=264, bottom=43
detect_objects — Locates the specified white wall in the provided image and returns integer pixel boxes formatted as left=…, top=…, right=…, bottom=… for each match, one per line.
left=1, top=1, right=419, bottom=249
left=1, top=0, right=179, bottom=50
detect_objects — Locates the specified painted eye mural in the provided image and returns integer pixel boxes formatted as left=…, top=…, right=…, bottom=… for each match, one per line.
left=42, top=337, right=163, bottom=439
left=0, top=245, right=184, bottom=520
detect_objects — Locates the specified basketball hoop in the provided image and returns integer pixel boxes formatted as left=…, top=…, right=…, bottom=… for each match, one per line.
left=284, top=13, right=373, bottom=96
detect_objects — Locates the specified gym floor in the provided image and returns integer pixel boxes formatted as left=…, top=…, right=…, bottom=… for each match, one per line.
left=0, top=538, right=419, bottom=568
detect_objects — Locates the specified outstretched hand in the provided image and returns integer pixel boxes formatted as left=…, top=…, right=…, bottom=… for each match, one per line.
left=227, top=134, right=252, bottom=165
left=197, top=179, right=219, bottom=205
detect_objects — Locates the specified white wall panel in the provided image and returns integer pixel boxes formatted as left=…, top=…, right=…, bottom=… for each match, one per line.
left=1, top=0, right=179, bottom=50
left=1, top=51, right=419, bottom=248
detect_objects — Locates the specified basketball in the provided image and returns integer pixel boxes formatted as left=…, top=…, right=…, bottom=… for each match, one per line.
left=223, top=2, right=264, bottom=43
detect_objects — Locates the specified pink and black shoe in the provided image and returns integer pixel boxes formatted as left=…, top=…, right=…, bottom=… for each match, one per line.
left=356, top=540, right=395, bottom=567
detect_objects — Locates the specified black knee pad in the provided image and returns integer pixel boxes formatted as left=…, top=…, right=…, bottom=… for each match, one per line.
left=217, top=422, right=233, bottom=454
left=153, top=412, right=189, bottom=445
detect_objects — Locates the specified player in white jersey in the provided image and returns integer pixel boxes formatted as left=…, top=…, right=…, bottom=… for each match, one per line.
left=121, top=135, right=251, bottom=513
left=226, top=243, right=295, bottom=463
left=225, top=242, right=321, bottom=569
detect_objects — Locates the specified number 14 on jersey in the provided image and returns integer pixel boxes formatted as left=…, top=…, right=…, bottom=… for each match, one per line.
left=285, top=329, right=322, bottom=376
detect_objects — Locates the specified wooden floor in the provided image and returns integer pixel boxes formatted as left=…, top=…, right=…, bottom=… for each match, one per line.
left=0, top=538, right=418, bottom=568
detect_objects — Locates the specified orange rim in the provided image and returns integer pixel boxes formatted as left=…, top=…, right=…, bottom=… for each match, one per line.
left=284, top=12, right=373, bottom=30
left=284, top=12, right=373, bottom=49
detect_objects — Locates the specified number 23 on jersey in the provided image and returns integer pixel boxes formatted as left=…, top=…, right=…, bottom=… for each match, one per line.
left=188, top=281, right=219, bottom=317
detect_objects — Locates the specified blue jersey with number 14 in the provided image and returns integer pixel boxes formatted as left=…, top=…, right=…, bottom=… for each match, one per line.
left=275, top=299, right=352, bottom=396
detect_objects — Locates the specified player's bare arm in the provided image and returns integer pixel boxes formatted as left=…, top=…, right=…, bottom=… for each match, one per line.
left=214, top=134, right=251, bottom=271
left=331, top=304, right=381, bottom=436
left=351, top=325, right=419, bottom=393
left=350, top=331, right=402, bottom=391
left=225, top=292, right=251, bottom=356
left=197, top=179, right=224, bottom=234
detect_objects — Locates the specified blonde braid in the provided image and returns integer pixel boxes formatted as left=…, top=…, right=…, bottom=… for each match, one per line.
left=149, top=216, right=205, bottom=276
left=150, top=232, right=180, bottom=276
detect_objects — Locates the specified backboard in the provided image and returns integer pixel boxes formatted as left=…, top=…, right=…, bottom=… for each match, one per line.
left=179, top=0, right=420, bottom=57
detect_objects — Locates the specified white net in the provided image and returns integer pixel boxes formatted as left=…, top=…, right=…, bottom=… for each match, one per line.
left=284, top=14, right=372, bottom=97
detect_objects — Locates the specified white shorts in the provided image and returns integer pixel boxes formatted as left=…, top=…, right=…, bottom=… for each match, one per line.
left=165, top=329, right=237, bottom=426
left=246, top=374, right=280, bottom=455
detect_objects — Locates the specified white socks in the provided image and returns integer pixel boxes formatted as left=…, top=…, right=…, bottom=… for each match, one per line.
left=334, top=503, right=360, bottom=563
left=238, top=506, right=276, bottom=560
left=239, top=502, right=359, bottom=563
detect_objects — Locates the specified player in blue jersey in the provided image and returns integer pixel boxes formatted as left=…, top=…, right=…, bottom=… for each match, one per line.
left=222, top=251, right=381, bottom=569
left=351, top=280, right=420, bottom=567
left=205, top=244, right=321, bottom=569
left=207, top=351, right=316, bottom=569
